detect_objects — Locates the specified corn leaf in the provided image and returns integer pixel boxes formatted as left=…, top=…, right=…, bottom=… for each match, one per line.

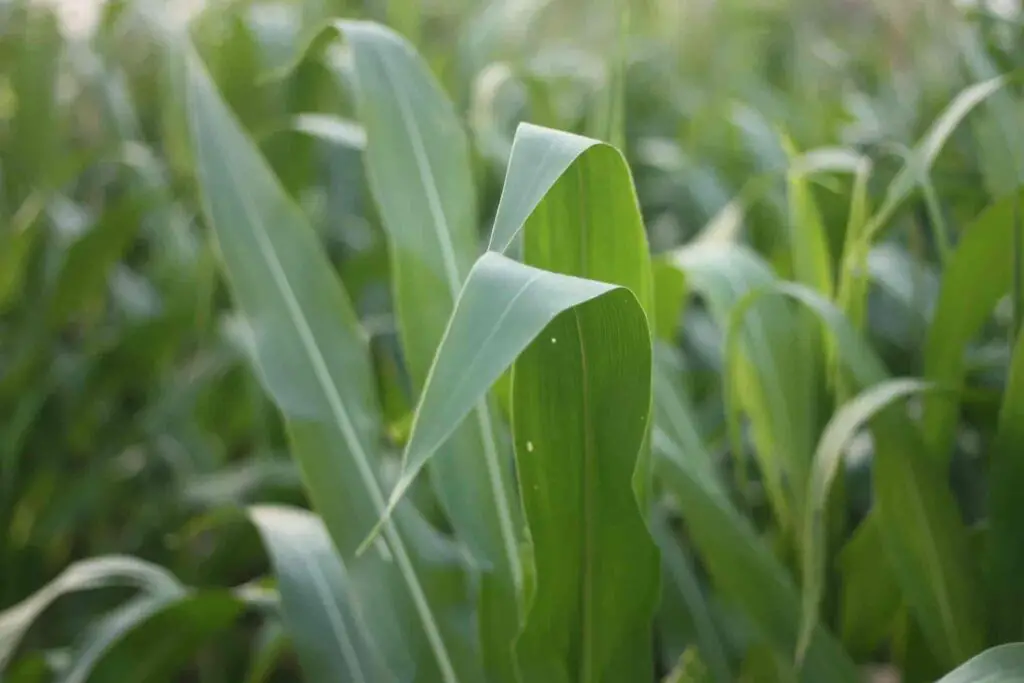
left=177, top=40, right=481, bottom=683
left=0, top=556, right=181, bottom=671
left=511, top=125, right=658, bottom=682
left=249, top=505, right=407, bottom=683
left=59, top=591, right=243, bottom=683
left=986, top=317, right=1024, bottom=641
left=922, top=187, right=1024, bottom=463
left=318, top=22, right=524, bottom=681
left=797, top=378, right=934, bottom=661
left=358, top=122, right=660, bottom=680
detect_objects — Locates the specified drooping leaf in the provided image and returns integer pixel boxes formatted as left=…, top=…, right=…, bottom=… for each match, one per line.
left=0, top=556, right=181, bottom=671
left=797, top=378, right=934, bottom=662
left=510, top=125, right=658, bottom=681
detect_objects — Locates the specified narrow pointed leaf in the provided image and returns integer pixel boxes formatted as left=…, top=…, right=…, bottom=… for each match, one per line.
left=922, top=187, right=1024, bottom=463
left=324, top=22, right=523, bottom=681
left=797, top=379, right=934, bottom=661
left=177, top=40, right=478, bottom=683
left=723, top=276, right=986, bottom=667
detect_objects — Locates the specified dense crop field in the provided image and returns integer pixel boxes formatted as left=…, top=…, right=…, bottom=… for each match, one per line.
left=3, top=0, right=1024, bottom=681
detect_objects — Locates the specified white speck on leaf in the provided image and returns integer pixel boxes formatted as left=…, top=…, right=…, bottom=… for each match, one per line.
left=550, top=337, right=557, bottom=344
left=526, top=441, right=534, bottom=452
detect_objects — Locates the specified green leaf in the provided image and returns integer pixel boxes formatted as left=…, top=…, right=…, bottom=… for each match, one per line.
left=671, top=242, right=813, bottom=540
left=735, top=279, right=986, bottom=669
left=986, top=317, right=1024, bottom=641
left=0, top=556, right=181, bottom=671
left=177, top=38, right=480, bottom=683
left=837, top=516, right=901, bottom=659
left=869, top=75, right=1008, bottom=239
left=357, top=121, right=659, bottom=680
left=59, top=591, right=242, bottom=683
left=320, top=21, right=523, bottom=681
left=511, top=124, right=658, bottom=678
left=797, top=378, right=934, bottom=662
left=512, top=284, right=655, bottom=682
left=47, top=197, right=143, bottom=325
left=936, top=643, right=1024, bottom=683
left=249, top=504, right=407, bottom=683
left=922, top=187, right=1024, bottom=464
left=369, top=122, right=654, bottom=531
left=651, top=509, right=732, bottom=683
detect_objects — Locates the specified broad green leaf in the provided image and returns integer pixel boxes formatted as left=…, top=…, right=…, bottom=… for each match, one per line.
left=797, top=379, right=934, bottom=662
left=512, top=285, right=655, bottom=683
left=936, top=643, right=1024, bottom=683
left=320, top=22, right=523, bottom=681
left=0, top=556, right=181, bottom=671
left=511, top=123, right=657, bottom=682
left=249, top=505, right=407, bottom=683
left=178, top=39, right=480, bottom=683
left=986, top=319, right=1024, bottom=641
left=922, top=187, right=1024, bottom=464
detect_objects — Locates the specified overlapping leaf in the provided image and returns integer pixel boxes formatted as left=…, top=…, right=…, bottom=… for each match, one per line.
left=176, top=38, right=480, bottom=683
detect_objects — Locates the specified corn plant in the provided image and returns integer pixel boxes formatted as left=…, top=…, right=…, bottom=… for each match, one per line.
left=5, top=1, right=1024, bottom=682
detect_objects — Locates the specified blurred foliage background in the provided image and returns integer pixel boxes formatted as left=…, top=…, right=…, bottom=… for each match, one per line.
left=2, top=0, right=1024, bottom=681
